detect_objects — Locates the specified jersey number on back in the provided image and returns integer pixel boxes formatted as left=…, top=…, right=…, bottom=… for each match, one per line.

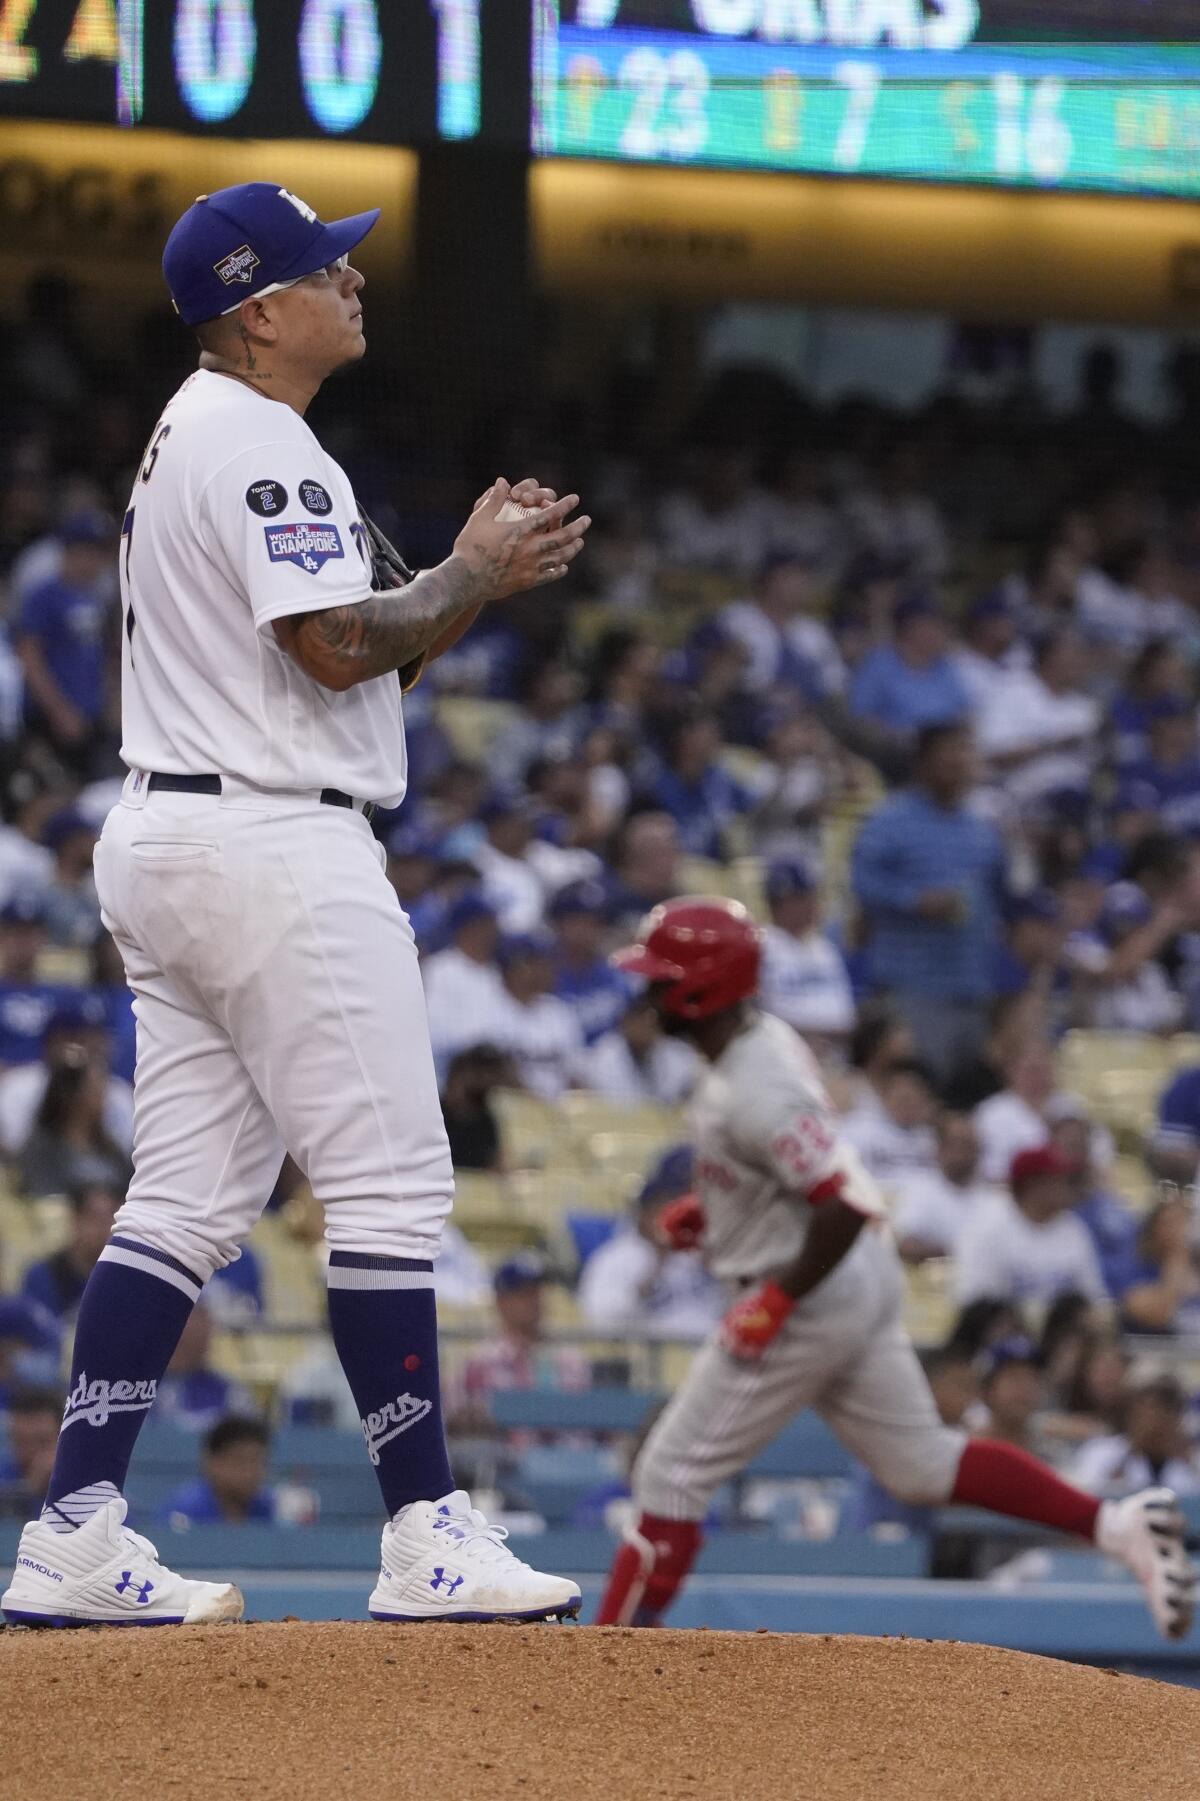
left=122, top=424, right=172, bottom=665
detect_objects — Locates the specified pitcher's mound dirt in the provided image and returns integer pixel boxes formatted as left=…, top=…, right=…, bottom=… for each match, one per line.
left=2, top=1620, right=1197, bottom=1800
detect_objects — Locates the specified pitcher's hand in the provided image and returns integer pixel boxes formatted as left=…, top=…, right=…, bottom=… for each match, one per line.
left=454, top=479, right=589, bottom=601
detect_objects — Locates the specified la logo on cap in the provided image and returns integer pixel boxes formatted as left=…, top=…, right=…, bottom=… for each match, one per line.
left=278, top=189, right=317, bottom=223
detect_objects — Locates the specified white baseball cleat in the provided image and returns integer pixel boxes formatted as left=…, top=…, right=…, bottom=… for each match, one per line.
left=1, top=1497, right=243, bottom=1628
left=369, top=1490, right=582, bottom=1623
left=1097, top=1487, right=1195, bottom=1640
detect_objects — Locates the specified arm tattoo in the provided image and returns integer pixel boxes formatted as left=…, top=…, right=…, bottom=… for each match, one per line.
left=297, top=555, right=481, bottom=684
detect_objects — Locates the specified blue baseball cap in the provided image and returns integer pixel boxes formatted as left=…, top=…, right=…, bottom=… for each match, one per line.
left=1004, top=887, right=1060, bottom=925
left=497, top=931, right=556, bottom=969
left=163, top=182, right=379, bottom=327
left=445, top=891, right=497, bottom=937
left=385, top=821, right=443, bottom=862
left=765, top=857, right=818, bottom=904
left=548, top=879, right=609, bottom=922
left=1098, top=880, right=1154, bottom=939
left=636, top=1144, right=694, bottom=1209
left=1108, top=778, right=1160, bottom=818
left=965, top=588, right=1015, bottom=627
left=977, top=1334, right=1038, bottom=1384
left=0, top=1296, right=59, bottom=1353
left=1146, top=695, right=1195, bottom=725
left=493, top=1253, right=547, bottom=1294
left=0, top=890, right=48, bottom=929
left=41, top=807, right=97, bottom=854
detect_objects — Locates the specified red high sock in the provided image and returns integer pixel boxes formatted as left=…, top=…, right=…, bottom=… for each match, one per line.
left=952, top=1439, right=1100, bottom=1541
left=594, top=1514, right=702, bottom=1626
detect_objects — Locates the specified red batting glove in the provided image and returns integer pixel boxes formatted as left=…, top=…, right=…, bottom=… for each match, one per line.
left=719, top=1280, right=794, bottom=1360
left=657, top=1193, right=706, bottom=1251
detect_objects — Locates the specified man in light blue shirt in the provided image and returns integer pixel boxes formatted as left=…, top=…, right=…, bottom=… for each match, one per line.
left=849, top=592, right=970, bottom=741
left=851, top=722, right=1007, bottom=1079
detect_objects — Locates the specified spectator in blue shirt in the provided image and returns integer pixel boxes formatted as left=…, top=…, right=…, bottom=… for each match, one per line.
left=1120, top=696, right=1200, bottom=838
left=1109, top=639, right=1193, bottom=766
left=851, top=722, right=1007, bottom=1079
left=13, top=510, right=114, bottom=772
left=1117, top=1198, right=1200, bottom=1336
left=549, top=878, right=630, bottom=1046
left=20, top=1180, right=120, bottom=1324
left=849, top=592, right=969, bottom=742
left=603, top=810, right=685, bottom=933
left=384, top=821, right=453, bottom=952
left=990, top=888, right=1065, bottom=999
left=39, top=806, right=101, bottom=949
left=0, top=1300, right=61, bottom=1411
left=648, top=707, right=754, bottom=860
left=0, top=1388, right=62, bottom=1520
left=1048, top=1112, right=1140, bottom=1298
left=161, top=1416, right=283, bottom=1526
left=0, top=892, right=74, bottom=1069
left=89, top=929, right=136, bottom=1086
left=155, top=1300, right=253, bottom=1432
left=1148, top=1063, right=1200, bottom=1188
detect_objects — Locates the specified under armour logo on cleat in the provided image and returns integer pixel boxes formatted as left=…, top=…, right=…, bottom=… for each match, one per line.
left=429, top=1568, right=464, bottom=1597
left=114, top=1572, right=154, bottom=1604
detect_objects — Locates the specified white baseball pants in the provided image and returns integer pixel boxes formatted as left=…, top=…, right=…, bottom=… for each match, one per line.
left=633, top=1229, right=967, bottom=1520
left=95, top=773, right=453, bottom=1283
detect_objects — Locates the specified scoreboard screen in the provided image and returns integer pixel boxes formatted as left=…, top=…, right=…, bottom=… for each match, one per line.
left=0, top=0, right=486, bottom=143
left=532, top=1, right=1200, bottom=195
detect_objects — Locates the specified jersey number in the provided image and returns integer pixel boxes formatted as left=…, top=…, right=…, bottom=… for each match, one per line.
left=123, top=424, right=172, bottom=664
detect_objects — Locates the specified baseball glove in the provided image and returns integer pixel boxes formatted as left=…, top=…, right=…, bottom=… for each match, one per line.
left=358, top=506, right=425, bottom=693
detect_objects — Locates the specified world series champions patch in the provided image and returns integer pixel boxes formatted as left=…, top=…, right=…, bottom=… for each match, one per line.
left=264, top=522, right=345, bottom=574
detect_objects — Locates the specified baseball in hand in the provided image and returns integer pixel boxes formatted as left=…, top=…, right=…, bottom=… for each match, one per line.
left=495, top=499, right=544, bottom=525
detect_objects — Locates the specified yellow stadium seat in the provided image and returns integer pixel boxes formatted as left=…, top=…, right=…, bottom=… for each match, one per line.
left=492, top=1088, right=572, bottom=1170
left=244, top=1214, right=325, bottom=1328
left=726, top=856, right=767, bottom=921
left=35, top=947, right=88, bottom=985
left=902, top=1257, right=958, bottom=1347
left=434, top=696, right=520, bottom=766
left=1110, top=1154, right=1156, bottom=1213
left=1058, top=1031, right=1174, bottom=1084
left=677, top=855, right=728, bottom=898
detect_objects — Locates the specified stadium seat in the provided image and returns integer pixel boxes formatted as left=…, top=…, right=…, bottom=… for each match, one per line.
left=512, top=1443, right=620, bottom=1523
left=744, top=1415, right=855, bottom=1481
left=1168, top=1034, right=1200, bottom=1071
left=433, top=696, right=520, bottom=765
left=677, top=855, right=730, bottom=898
left=490, top=1388, right=663, bottom=1435
left=491, top=1088, right=572, bottom=1170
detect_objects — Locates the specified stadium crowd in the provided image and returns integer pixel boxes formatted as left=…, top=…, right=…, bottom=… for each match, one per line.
left=2, top=276, right=1200, bottom=1542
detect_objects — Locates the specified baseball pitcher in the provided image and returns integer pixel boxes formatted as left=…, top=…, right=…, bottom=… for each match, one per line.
left=3, top=184, right=588, bottom=1628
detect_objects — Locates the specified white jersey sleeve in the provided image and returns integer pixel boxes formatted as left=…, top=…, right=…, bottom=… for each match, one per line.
left=198, top=441, right=371, bottom=632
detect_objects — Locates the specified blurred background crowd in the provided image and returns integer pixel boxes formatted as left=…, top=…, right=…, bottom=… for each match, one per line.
left=4, top=269, right=1200, bottom=1564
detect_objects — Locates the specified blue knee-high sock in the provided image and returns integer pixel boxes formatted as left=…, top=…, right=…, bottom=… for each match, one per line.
left=326, top=1253, right=454, bottom=1516
left=42, top=1239, right=202, bottom=1525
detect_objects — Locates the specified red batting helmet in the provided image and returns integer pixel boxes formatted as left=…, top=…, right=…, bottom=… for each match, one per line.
left=611, top=896, right=761, bottom=1021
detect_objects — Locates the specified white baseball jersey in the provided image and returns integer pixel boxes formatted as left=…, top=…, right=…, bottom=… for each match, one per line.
left=118, top=369, right=408, bottom=805
left=688, top=1010, right=886, bottom=1282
